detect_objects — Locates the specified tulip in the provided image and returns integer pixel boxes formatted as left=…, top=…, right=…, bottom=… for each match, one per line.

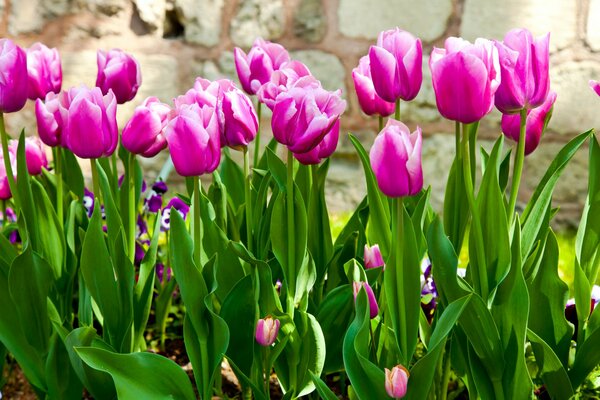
left=8, top=137, right=48, bottom=175
left=589, top=80, right=600, bottom=96
left=26, top=42, right=62, bottom=101
left=352, top=55, right=396, bottom=117
left=0, top=39, right=28, bottom=113
left=293, top=119, right=339, bottom=165
left=0, top=151, right=15, bottom=200
left=164, top=103, right=220, bottom=177
left=368, top=28, right=422, bottom=103
left=352, top=281, right=379, bottom=319
left=175, top=78, right=222, bottom=109
left=35, top=91, right=69, bottom=147
left=494, top=29, right=550, bottom=114
left=364, top=243, right=385, bottom=269
left=122, top=96, right=171, bottom=157
left=385, top=365, right=409, bottom=398
left=501, top=91, right=556, bottom=155
left=161, top=197, right=190, bottom=231
left=271, top=86, right=346, bottom=154
left=255, top=316, right=280, bottom=346
left=256, top=60, right=315, bottom=109
left=216, top=80, right=258, bottom=148
left=63, top=85, right=118, bottom=159
left=234, top=38, right=290, bottom=95
left=96, top=49, right=141, bottom=104
left=370, top=119, right=423, bottom=197
left=429, top=37, right=501, bottom=124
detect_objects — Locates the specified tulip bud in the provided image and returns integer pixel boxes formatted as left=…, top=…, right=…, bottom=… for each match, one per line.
left=26, top=42, right=62, bottom=101
left=352, top=281, right=379, bottom=319
left=8, top=137, right=48, bottom=175
left=256, top=60, right=315, bottom=110
left=293, top=119, right=339, bottom=165
left=122, top=97, right=171, bottom=157
left=35, top=91, right=68, bottom=147
left=368, top=28, right=422, bottom=103
left=385, top=365, right=409, bottom=399
left=370, top=119, right=423, bottom=197
left=589, top=80, right=600, bottom=96
left=216, top=80, right=258, bottom=148
left=501, top=91, right=556, bottom=155
left=0, top=39, right=28, bottom=113
left=429, top=37, right=501, bottom=124
left=255, top=316, right=280, bottom=346
left=352, top=55, right=396, bottom=117
left=234, top=38, right=290, bottom=95
left=364, top=244, right=385, bottom=269
left=96, top=49, right=141, bottom=104
left=494, top=29, right=550, bottom=114
left=0, top=150, right=15, bottom=200
left=175, top=78, right=222, bottom=109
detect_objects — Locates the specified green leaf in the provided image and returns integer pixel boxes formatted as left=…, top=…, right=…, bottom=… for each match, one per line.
left=61, top=148, right=84, bottom=199
left=527, top=329, right=574, bottom=399
left=15, top=132, right=39, bottom=247
left=76, top=347, right=195, bottom=400
left=266, top=148, right=287, bottom=191
left=569, top=322, right=600, bottom=388
left=220, top=151, right=245, bottom=210
left=45, top=332, right=83, bottom=400
left=443, top=155, right=470, bottom=252
left=308, top=161, right=334, bottom=286
left=310, top=371, right=339, bottom=400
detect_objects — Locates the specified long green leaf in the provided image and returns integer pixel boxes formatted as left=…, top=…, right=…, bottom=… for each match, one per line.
left=527, top=329, right=574, bottom=398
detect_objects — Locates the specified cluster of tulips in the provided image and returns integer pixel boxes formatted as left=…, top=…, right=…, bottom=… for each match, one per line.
left=0, top=23, right=599, bottom=400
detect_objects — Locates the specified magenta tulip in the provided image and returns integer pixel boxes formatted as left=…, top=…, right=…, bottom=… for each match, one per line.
left=9, top=137, right=48, bottom=175
left=63, top=85, right=118, bottom=159
left=26, top=42, right=62, bottom=101
left=370, top=119, right=423, bottom=197
left=0, top=148, right=15, bottom=200
left=364, top=244, right=385, bottom=269
left=174, top=78, right=222, bottom=109
left=352, top=55, right=396, bottom=117
left=589, top=80, right=600, bottom=96
left=216, top=80, right=258, bottom=148
left=234, top=38, right=290, bottom=95
left=0, top=39, right=28, bottom=113
left=429, top=37, right=501, bottom=124
left=293, top=119, right=339, bottom=165
left=164, top=103, right=220, bottom=177
left=352, top=281, right=379, bottom=319
left=256, top=60, right=315, bottom=109
left=385, top=365, right=409, bottom=399
left=368, top=28, right=422, bottom=103
left=96, top=49, right=141, bottom=104
left=501, top=91, right=556, bottom=155
left=494, top=29, right=550, bottom=114
left=122, top=97, right=171, bottom=157
left=255, top=316, right=280, bottom=346
left=271, top=86, right=346, bottom=154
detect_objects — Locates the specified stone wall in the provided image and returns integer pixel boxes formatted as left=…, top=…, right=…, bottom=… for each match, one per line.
left=2, top=0, right=600, bottom=225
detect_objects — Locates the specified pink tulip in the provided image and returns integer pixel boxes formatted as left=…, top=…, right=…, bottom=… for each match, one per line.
left=501, top=91, right=556, bottom=155
left=0, top=39, right=28, bottom=113
left=0, top=148, right=15, bottom=200
left=234, top=38, right=290, bottom=95
left=385, top=365, right=409, bottom=398
left=368, top=28, right=422, bottom=103
left=255, top=316, right=280, bottom=346
left=256, top=60, right=315, bottom=109
left=352, top=281, right=379, bottom=319
left=35, top=91, right=69, bottom=147
left=174, top=78, right=222, bottom=109
left=63, top=85, right=118, bottom=159
left=429, top=37, right=501, bottom=124
left=26, top=42, right=62, bottom=101
left=122, top=97, right=171, bottom=157
left=164, top=103, right=220, bottom=177
left=293, top=119, right=339, bottom=165
left=8, top=137, right=48, bottom=175
left=352, top=55, right=396, bottom=117
left=271, top=86, right=346, bottom=154
left=216, top=80, right=258, bottom=148
left=370, top=119, right=423, bottom=197
left=364, top=244, right=385, bottom=269
left=96, top=49, right=141, bottom=104
left=589, top=80, right=600, bottom=96
left=494, top=29, right=550, bottom=114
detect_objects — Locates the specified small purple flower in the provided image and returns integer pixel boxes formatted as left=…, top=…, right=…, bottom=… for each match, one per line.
left=137, top=214, right=148, bottom=237
left=156, top=263, right=173, bottom=283
left=134, top=240, right=147, bottom=265
left=161, top=197, right=190, bottom=231
left=145, top=181, right=167, bottom=213
left=420, top=258, right=437, bottom=323
left=83, top=188, right=95, bottom=217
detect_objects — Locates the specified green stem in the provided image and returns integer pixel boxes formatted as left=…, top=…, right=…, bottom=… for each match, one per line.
left=393, top=196, right=407, bottom=362
left=394, top=99, right=401, bottom=120
left=90, top=159, right=101, bottom=206
left=193, top=177, right=202, bottom=269
left=111, top=152, right=118, bottom=194
left=508, top=108, right=527, bottom=225
left=461, top=124, right=488, bottom=300
left=254, top=101, right=262, bottom=167
left=378, top=115, right=384, bottom=132
left=264, top=347, right=270, bottom=400
left=286, top=150, right=296, bottom=320
left=55, top=147, right=64, bottom=226
left=1, top=200, right=6, bottom=227
left=128, top=153, right=136, bottom=263
left=0, top=113, right=19, bottom=210
left=455, top=121, right=461, bottom=158
left=439, top=341, right=452, bottom=400
left=244, top=146, right=253, bottom=252
left=492, top=378, right=505, bottom=400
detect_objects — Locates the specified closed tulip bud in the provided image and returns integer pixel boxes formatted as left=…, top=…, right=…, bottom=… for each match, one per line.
left=501, top=91, right=556, bottom=155
left=293, top=119, right=339, bottom=165
left=256, top=60, right=315, bottom=109
left=272, top=86, right=346, bottom=154
left=368, top=28, right=422, bottom=103
left=370, top=119, right=423, bottom=197
left=0, top=39, right=28, bottom=113
left=0, top=150, right=15, bottom=200
left=8, top=137, right=48, bottom=175
left=234, top=38, right=290, bottom=95
left=255, top=316, right=280, bottom=346
left=96, top=49, right=141, bottom=104
left=164, top=103, right=220, bottom=177
left=495, top=29, right=550, bottom=114
left=385, top=365, right=409, bottom=398
left=364, top=244, right=384, bottom=269
left=63, top=85, right=118, bottom=159
left=35, top=91, right=69, bottom=148
left=429, top=37, right=501, bottom=124
left=589, top=80, right=600, bottom=96
left=26, top=43, right=62, bottom=101
left=175, top=78, right=222, bottom=109
left=352, top=55, right=396, bottom=117
left=122, top=97, right=170, bottom=157
left=352, top=281, right=379, bottom=319
left=216, top=80, right=258, bottom=148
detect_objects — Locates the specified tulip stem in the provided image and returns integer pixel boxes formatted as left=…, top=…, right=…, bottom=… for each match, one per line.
left=56, top=147, right=64, bottom=225
left=508, top=108, right=527, bottom=225
left=0, top=113, right=19, bottom=210
left=378, top=115, right=384, bottom=132
left=286, top=149, right=296, bottom=320
left=461, top=123, right=488, bottom=301
left=254, top=101, right=262, bottom=167
left=1, top=200, right=6, bottom=227
left=392, top=196, right=408, bottom=363
left=111, top=153, right=118, bottom=195
left=128, top=153, right=136, bottom=263
left=193, top=177, right=202, bottom=269
left=243, top=146, right=253, bottom=252
left=395, top=99, right=401, bottom=120
left=90, top=159, right=101, bottom=206
left=263, top=347, right=271, bottom=399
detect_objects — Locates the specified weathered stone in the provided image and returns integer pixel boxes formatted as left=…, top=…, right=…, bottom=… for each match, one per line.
left=134, top=0, right=166, bottom=32
left=43, top=0, right=77, bottom=17
left=337, top=0, right=452, bottom=42
left=174, top=0, right=224, bottom=46
left=549, top=61, right=600, bottom=134
left=403, top=64, right=440, bottom=123
left=462, top=0, right=576, bottom=51
left=80, top=0, right=126, bottom=16
left=8, top=0, right=45, bottom=35
left=325, top=159, right=366, bottom=214
left=231, top=0, right=284, bottom=47
left=587, top=0, right=600, bottom=51
left=291, top=50, right=346, bottom=93
left=293, top=0, right=326, bottom=43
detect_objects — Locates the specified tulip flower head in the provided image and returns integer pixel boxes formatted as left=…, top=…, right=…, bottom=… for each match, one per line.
left=370, top=119, right=423, bottom=197
left=234, top=38, right=290, bottom=95
left=122, top=97, right=171, bottom=157
left=175, top=78, right=222, bottom=109
left=364, top=244, right=385, bottom=269
left=256, top=60, right=315, bottom=109
left=293, top=119, right=339, bottom=165
left=385, top=365, right=409, bottom=399
left=429, top=37, right=501, bottom=124
left=352, top=55, right=396, bottom=117
left=216, top=80, right=258, bottom=148
left=0, top=39, right=28, bottom=113
left=352, top=281, right=379, bottom=319
left=255, top=316, right=280, bottom=347
left=96, top=49, right=141, bottom=104
left=26, top=42, right=62, bottom=101
left=35, top=91, right=69, bottom=147
left=9, top=137, right=48, bottom=175
left=589, top=80, right=600, bottom=97
left=0, top=150, right=15, bottom=200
